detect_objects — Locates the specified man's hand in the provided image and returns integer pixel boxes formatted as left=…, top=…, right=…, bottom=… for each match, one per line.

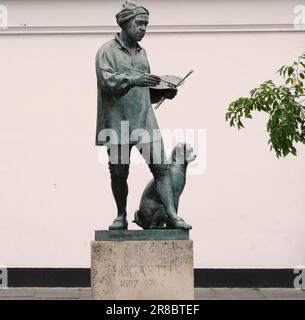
left=163, top=87, right=178, bottom=99
left=132, top=74, right=161, bottom=87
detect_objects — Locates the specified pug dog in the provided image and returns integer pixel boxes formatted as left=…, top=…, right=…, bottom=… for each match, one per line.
left=133, top=143, right=197, bottom=229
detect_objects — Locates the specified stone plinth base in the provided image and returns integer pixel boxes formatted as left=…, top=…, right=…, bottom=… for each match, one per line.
left=91, top=230, right=194, bottom=300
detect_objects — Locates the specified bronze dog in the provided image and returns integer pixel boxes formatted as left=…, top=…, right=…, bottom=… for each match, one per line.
left=133, top=143, right=196, bottom=229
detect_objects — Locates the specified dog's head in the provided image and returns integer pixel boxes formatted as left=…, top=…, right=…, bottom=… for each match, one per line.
left=170, top=143, right=197, bottom=164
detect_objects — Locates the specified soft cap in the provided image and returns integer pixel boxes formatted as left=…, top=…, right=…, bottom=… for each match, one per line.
left=116, top=1, right=149, bottom=27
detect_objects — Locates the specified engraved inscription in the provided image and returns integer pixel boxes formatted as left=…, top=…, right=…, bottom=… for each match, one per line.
left=105, top=264, right=172, bottom=288
left=108, top=264, right=172, bottom=278
left=120, top=279, right=139, bottom=288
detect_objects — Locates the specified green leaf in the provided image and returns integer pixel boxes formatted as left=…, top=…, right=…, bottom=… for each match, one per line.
left=288, top=66, right=294, bottom=76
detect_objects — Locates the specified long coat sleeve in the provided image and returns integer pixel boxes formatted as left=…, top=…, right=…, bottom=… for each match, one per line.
left=96, top=48, right=133, bottom=98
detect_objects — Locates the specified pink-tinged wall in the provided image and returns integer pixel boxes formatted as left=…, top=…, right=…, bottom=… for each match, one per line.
left=0, top=0, right=305, bottom=268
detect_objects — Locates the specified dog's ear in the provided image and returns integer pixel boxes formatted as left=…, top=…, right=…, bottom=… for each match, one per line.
left=185, top=144, right=197, bottom=163
left=172, top=143, right=186, bottom=164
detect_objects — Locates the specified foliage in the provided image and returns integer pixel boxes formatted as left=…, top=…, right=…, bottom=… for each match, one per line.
left=226, top=53, right=305, bottom=157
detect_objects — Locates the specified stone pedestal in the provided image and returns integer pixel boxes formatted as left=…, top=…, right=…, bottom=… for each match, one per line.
left=91, top=230, right=194, bottom=300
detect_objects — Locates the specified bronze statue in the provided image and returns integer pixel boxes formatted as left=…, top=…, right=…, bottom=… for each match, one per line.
left=95, top=0, right=192, bottom=230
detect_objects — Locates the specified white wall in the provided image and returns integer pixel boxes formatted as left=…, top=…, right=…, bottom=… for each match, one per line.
left=0, top=0, right=305, bottom=268
left=1, top=0, right=304, bottom=27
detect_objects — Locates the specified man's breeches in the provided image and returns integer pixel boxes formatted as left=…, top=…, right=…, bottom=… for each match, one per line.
left=106, top=141, right=169, bottom=182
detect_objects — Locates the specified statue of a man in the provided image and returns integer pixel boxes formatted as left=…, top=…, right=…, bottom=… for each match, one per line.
left=95, top=1, right=191, bottom=230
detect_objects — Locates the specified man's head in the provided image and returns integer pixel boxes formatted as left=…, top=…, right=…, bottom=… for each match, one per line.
left=116, top=1, right=149, bottom=41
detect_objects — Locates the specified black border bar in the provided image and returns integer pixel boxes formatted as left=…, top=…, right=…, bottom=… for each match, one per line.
left=3, top=268, right=295, bottom=288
